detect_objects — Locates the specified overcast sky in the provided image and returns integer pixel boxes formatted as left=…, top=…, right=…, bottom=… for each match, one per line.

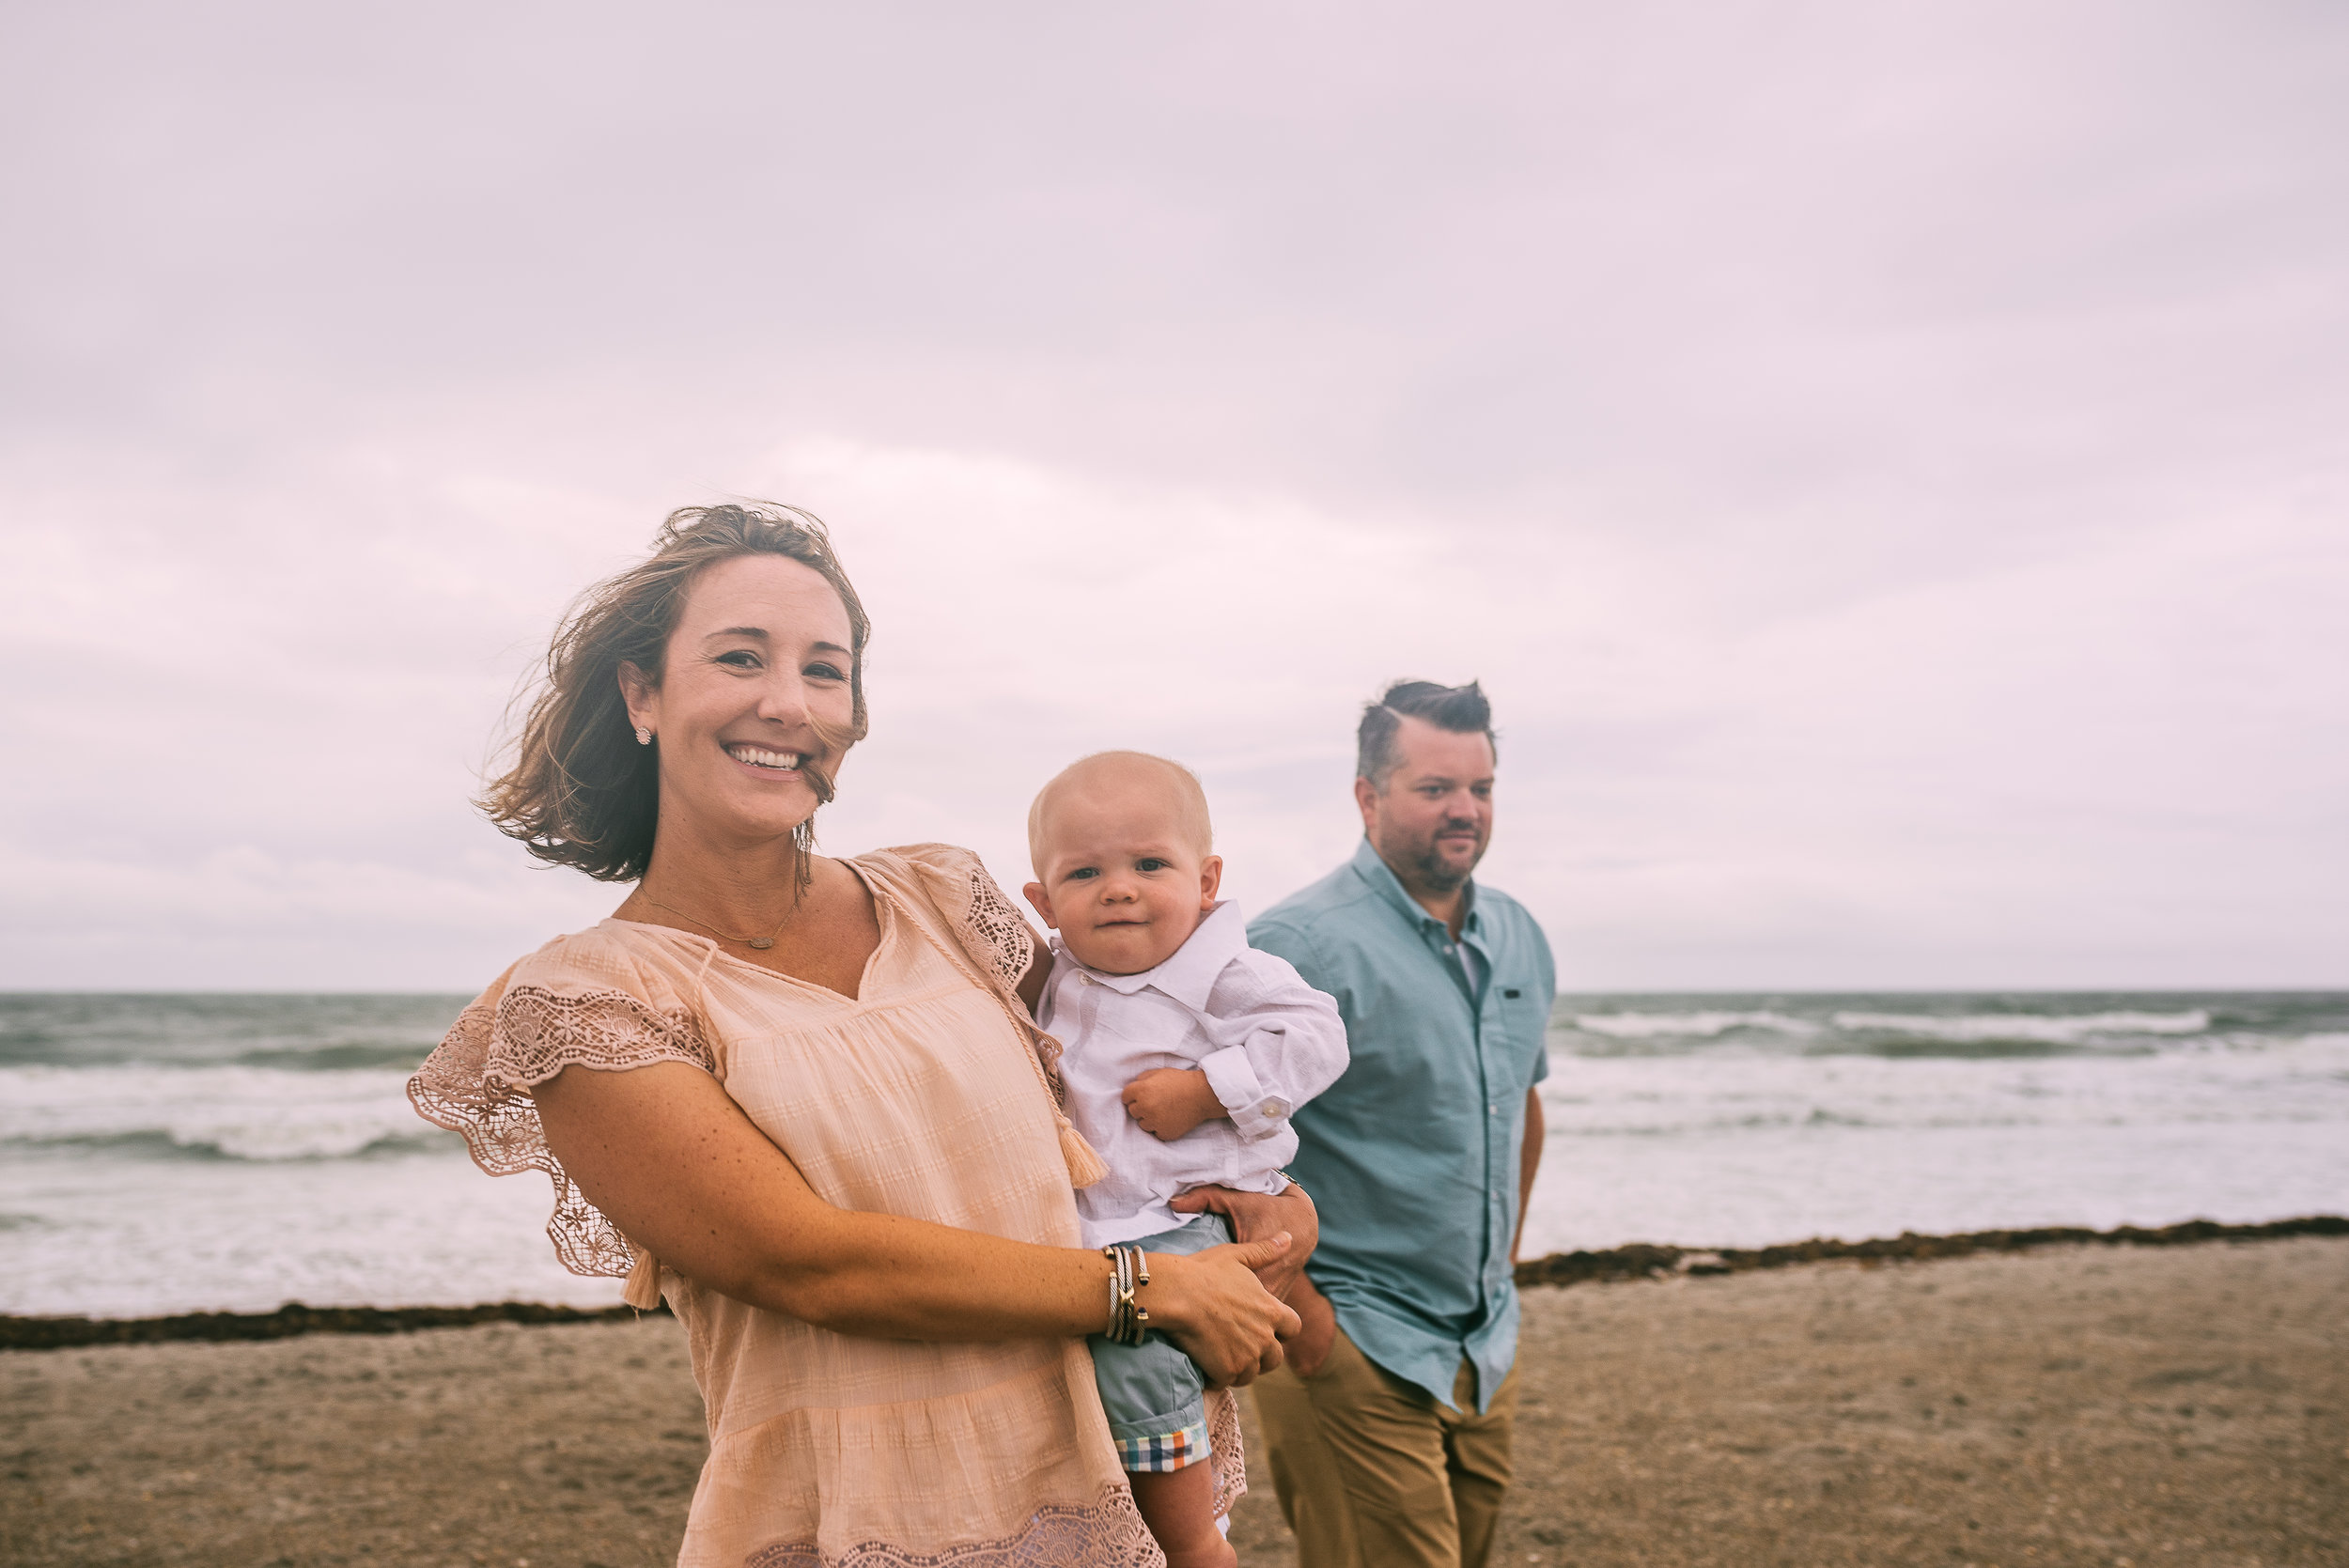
left=5, top=2, right=2344, bottom=991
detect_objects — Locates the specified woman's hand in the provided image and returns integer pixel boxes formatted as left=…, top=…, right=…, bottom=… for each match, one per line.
left=1168, top=1182, right=1319, bottom=1305
left=1139, top=1234, right=1302, bottom=1388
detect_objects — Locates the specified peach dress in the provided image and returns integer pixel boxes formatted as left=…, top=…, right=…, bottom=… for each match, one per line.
left=409, top=844, right=1241, bottom=1567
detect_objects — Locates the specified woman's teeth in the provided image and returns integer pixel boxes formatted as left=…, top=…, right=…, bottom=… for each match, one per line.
left=727, top=745, right=803, bottom=771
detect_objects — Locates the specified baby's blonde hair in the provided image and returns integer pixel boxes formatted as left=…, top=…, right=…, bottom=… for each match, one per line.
left=1027, top=751, right=1215, bottom=871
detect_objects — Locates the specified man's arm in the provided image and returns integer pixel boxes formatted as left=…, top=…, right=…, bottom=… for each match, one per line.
left=1512, top=1086, right=1545, bottom=1263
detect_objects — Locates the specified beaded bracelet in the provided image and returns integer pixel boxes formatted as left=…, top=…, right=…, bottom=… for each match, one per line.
left=1102, top=1245, right=1153, bottom=1345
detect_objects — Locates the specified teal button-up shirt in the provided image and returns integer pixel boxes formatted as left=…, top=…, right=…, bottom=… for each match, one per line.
left=1250, top=837, right=1556, bottom=1413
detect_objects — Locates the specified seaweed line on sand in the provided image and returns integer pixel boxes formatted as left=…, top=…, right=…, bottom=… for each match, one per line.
left=1513, top=1213, right=2348, bottom=1289
left=4, top=1215, right=2341, bottom=1351
left=0, top=1298, right=671, bottom=1351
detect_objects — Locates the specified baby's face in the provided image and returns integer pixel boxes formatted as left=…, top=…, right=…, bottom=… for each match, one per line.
left=1022, top=774, right=1222, bottom=977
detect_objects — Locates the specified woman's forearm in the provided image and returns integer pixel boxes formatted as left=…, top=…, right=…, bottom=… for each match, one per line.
left=532, top=1060, right=1294, bottom=1375
left=536, top=1061, right=1115, bottom=1340
left=729, top=1203, right=1112, bottom=1341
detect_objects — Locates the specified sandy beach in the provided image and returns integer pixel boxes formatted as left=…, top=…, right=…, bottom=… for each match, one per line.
left=6, top=1236, right=2342, bottom=1567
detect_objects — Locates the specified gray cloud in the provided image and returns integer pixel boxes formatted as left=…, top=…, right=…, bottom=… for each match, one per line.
left=5, top=2, right=2344, bottom=988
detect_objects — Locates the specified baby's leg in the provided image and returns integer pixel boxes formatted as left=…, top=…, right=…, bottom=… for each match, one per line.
left=1128, top=1462, right=1235, bottom=1568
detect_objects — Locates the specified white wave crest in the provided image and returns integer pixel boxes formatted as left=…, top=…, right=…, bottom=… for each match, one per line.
left=1829, top=1009, right=2211, bottom=1045
left=1568, top=1010, right=1822, bottom=1040
left=0, top=1063, right=441, bottom=1162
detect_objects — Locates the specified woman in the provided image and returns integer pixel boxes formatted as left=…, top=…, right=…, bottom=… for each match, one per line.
left=409, top=504, right=1312, bottom=1566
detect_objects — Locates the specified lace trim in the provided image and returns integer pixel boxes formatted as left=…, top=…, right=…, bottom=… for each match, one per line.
left=957, top=861, right=1036, bottom=991
left=1206, top=1388, right=1247, bottom=1519
left=407, top=985, right=714, bottom=1280
left=740, top=1482, right=1163, bottom=1568
left=951, top=859, right=1067, bottom=1105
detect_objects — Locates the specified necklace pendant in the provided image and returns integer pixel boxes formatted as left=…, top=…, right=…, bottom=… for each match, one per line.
left=747, top=938, right=775, bottom=950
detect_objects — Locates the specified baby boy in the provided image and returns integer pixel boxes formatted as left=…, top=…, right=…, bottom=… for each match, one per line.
left=1022, top=751, right=1346, bottom=1568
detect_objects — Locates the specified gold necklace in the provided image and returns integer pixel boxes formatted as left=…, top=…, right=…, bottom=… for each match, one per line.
left=638, top=895, right=798, bottom=950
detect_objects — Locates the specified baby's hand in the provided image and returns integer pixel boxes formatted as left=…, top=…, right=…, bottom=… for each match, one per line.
left=1121, top=1068, right=1227, bottom=1142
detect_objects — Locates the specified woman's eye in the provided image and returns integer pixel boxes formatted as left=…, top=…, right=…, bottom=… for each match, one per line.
left=716, top=651, right=761, bottom=670
left=805, top=662, right=846, bottom=681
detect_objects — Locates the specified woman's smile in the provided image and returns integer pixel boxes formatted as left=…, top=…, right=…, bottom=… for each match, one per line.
left=725, top=742, right=808, bottom=777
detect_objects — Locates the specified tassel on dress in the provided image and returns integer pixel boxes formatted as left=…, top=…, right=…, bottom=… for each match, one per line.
left=1056, top=1114, right=1110, bottom=1188
left=623, top=1243, right=664, bottom=1311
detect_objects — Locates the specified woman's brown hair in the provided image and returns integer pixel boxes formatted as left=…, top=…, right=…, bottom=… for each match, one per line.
left=479, top=503, right=871, bottom=885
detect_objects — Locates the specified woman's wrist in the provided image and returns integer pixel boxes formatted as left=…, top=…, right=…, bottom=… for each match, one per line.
left=1128, top=1249, right=1191, bottom=1333
left=1100, top=1245, right=1153, bottom=1344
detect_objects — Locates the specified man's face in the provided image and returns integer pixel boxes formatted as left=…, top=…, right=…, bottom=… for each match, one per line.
left=1354, top=716, right=1496, bottom=895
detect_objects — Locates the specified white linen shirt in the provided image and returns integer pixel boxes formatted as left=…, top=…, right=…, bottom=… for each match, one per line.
left=1037, top=900, right=1349, bottom=1247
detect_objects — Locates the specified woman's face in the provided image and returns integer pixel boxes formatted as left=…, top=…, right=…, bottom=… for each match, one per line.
left=620, top=554, right=858, bottom=844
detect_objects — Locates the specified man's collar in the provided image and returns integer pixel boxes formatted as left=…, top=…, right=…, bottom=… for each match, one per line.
left=1348, top=835, right=1482, bottom=939
left=1048, top=899, right=1249, bottom=1011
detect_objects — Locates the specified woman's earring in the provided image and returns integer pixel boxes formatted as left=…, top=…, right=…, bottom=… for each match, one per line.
left=634, top=726, right=653, bottom=746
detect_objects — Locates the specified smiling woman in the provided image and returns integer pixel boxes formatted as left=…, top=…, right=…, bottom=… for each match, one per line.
left=406, top=504, right=1314, bottom=1567
left=478, top=505, right=871, bottom=893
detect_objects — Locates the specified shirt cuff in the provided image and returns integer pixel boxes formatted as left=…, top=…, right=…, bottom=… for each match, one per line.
left=1198, top=1044, right=1291, bottom=1142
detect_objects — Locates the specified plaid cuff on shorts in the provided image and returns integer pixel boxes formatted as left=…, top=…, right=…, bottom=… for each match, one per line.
left=1112, top=1418, right=1211, bottom=1472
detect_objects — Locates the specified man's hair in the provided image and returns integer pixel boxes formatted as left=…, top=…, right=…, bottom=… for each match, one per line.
left=1356, top=679, right=1495, bottom=788
left=1028, top=751, right=1214, bottom=872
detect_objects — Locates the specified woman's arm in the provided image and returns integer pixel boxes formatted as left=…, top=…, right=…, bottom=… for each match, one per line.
left=532, top=1061, right=1299, bottom=1383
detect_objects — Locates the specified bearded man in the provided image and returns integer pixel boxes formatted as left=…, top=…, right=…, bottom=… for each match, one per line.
left=1247, top=679, right=1556, bottom=1568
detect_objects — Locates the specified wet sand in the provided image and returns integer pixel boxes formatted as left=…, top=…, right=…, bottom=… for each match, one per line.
left=5, top=1237, right=2342, bottom=1567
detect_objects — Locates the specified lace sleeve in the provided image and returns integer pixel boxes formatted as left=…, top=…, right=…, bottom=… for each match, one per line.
left=878, top=842, right=1036, bottom=989
left=958, top=858, right=1037, bottom=990
left=408, top=981, right=714, bottom=1280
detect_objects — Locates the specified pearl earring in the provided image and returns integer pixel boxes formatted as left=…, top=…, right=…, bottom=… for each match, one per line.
left=634, top=726, right=653, bottom=746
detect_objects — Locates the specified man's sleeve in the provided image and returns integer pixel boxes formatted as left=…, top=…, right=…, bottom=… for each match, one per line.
left=1247, top=916, right=1328, bottom=991
left=1530, top=916, right=1558, bottom=1084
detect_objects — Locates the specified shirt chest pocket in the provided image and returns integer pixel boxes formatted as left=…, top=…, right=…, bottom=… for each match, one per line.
left=1484, top=983, right=1553, bottom=1086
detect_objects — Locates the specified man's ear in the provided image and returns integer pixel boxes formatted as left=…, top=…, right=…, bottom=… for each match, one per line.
left=1197, top=855, right=1223, bottom=908
left=1021, top=881, right=1059, bottom=930
left=1353, top=775, right=1380, bottom=834
left=617, top=661, right=658, bottom=732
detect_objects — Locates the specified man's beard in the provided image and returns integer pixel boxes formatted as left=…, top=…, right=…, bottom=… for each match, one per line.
left=1408, top=824, right=1486, bottom=894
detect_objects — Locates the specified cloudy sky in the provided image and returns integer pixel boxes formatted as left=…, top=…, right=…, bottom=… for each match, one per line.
left=6, top=2, right=2344, bottom=991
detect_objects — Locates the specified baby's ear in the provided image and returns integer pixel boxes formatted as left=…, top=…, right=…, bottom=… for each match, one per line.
left=1021, top=881, right=1058, bottom=929
left=1197, top=855, right=1223, bottom=908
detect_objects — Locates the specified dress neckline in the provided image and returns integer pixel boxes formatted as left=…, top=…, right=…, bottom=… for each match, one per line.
left=602, top=858, right=895, bottom=1005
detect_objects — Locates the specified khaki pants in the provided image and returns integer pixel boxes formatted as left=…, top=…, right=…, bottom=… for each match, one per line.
left=1249, top=1325, right=1517, bottom=1568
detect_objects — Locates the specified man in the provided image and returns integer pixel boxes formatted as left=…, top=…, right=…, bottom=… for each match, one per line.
left=1247, top=679, right=1556, bottom=1568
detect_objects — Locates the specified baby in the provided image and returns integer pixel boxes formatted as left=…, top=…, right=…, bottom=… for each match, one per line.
left=1022, top=751, right=1347, bottom=1568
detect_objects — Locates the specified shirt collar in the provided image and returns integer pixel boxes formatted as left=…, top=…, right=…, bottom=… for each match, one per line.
left=1347, top=835, right=1482, bottom=942
left=1049, top=899, right=1250, bottom=1011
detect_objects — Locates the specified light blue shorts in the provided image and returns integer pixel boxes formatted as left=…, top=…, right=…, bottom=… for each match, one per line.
left=1089, top=1213, right=1231, bottom=1472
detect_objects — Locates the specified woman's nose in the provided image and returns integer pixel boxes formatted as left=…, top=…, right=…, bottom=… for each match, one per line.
left=755, top=672, right=810, bottom=723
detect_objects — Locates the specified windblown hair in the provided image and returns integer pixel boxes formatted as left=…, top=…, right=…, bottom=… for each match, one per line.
left=479, top=503, right=871, bottom=884
left=1356, top=679, right=1495, bottom=788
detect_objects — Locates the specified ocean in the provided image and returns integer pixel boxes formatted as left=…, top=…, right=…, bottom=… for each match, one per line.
left=3, top=991, right=2344, bottom=1319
